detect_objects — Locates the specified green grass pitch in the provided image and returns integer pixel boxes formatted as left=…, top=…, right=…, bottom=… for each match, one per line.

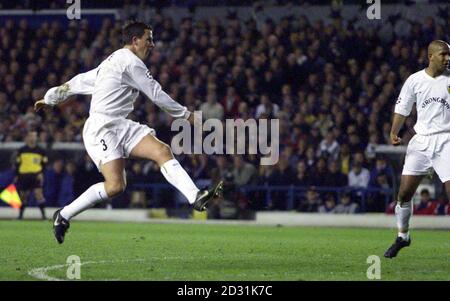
left=0, top=220, right=449, bottom=280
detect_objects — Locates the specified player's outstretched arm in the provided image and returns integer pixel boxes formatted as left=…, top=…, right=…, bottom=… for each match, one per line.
left=41, top=67, right=99, bottom=107
left=129, top=63, right=191, bottom=119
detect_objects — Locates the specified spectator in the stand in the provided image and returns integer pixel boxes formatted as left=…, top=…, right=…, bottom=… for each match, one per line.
left=365, top=133, right=380, bottom=163
left=231, top=155, right=257, bottom=187
left=181, top=154, right=208, bottom=180
left=304, top=145, right=316, bottom=169
left=352, top=151, right=367, bottom=169
left=369, top=156, right=394, bottom=187
left=367, top=172, right=392, bottom=212
left=199, top=91, right=224, bottom=120
left=348, top=132, right=365, bottom=153
left=297, top=187, right=320, bottom=213
left=221, top=86, right=241, bottom=118
left=314, top=110, right=334, bottom=138
left=317, top=130, right=340, bottom=160
left=415, top=189, right=437, bottom=215
left=434, top=198, right=449, bottom=216
left=250, top=164, right=275, bottom=209
left=308, top=126, right=322, bottom=146
left=207, top=171, right=249, bottom=220
left=255, top=93, right=279, bottom=119
left=324, top=160, right=347, bottom=187
left=338, top=144, right=351, bottom=175
left=209, top=155, right=231, bottom=185
left=269, top=157, right=295, bottom=186
left=127, top=162, right=148, bottom=208
left=309, top=157, right=328, bottom=186
left=73, top=154, right=104, bottom=198
left=293, top=160, right=311, bottom=186
left=318, top=193, right=336, bottom=213
left=267, top=157, right=295, bottom=209
left=58, top=161, right=76, bottom=207
left=334, top=193, right=359, bottom=214
left=194, top=154, right=210, bottom=180
left=257, top=164, right=274, bottom=185
left=43, top=158, right=64, bottom=207
left=348, top=161, right=370, bottom=190
left=236, top=102, right=251, bottom=120
left=142, top=160, right=166, bottom=183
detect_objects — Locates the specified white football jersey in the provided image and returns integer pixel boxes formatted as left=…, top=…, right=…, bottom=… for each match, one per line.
left=395, top=69, right=450, bottom=135
left=44, top=48, right=189, bottom=120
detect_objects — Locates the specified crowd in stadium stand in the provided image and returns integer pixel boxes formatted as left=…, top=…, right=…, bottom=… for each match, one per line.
left=0, top=4, right=449, bottom=215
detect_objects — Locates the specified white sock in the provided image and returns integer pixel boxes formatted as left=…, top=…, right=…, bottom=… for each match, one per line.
left=160, top=159, right=200, bottom=204
left=60, top=182, right=109, bottom=220
left=395, top=201, right=412, bottom=240
left=398, top=231, right=409, bottom=241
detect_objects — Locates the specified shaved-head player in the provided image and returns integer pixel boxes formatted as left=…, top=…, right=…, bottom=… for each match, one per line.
left=385, top=40, right=450, bottom=258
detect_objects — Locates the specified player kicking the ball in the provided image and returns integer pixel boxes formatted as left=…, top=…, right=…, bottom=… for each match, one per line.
left=34, top=21, right=223, bottom=244
left=384, top=40, right=450, bottom=258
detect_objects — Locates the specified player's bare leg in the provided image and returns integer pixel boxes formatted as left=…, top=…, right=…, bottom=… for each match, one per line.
left=384, top=175, right=423, bottom=258
left=61, top=158, right=125, bottom=219
left=101, top=159, right=127, bottom=198
left=130, top=134, right=173, bottom=166
left=53, top=159, right=125, bottom=244
left=130, top=134, right=223, bottom=211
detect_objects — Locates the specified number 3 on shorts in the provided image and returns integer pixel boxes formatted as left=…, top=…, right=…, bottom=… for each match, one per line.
left=100, top=139, right=108, bottom=151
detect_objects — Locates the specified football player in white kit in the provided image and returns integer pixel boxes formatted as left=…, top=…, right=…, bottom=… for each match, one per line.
left=34, top=21, right=223, bottom=244
left=384, top=40, right=450, bottom=258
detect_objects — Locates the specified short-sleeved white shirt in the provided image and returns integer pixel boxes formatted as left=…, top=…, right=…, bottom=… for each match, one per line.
left=395, top=69, right=450, bottom=135
left=44, top=48, right=190, bottom=120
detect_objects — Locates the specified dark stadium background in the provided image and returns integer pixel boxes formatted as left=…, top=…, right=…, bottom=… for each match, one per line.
left=0, top=0, right=449, bottom=218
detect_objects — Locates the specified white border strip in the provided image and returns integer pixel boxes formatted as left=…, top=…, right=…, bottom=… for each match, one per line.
left=1, top=208, right=449, bottom=229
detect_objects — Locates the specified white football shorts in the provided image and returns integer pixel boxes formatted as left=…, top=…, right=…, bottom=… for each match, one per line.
left=83, top=113, right=155, bottom=171
left=402, top=132, right=450, bottom=182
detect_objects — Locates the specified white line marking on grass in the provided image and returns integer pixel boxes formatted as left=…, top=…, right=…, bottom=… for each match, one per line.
left=28, top=258, right=146, bottom=281
left=28, top=257, right=185, bottom=281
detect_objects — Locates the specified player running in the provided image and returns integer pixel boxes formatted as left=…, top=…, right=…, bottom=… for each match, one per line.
left=34, top=21, right=223, bottom=244
left=384, top=40, right=450, bottom=258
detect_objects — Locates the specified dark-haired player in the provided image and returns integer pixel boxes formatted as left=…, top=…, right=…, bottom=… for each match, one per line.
left=35, top=21, right=223, bottom=244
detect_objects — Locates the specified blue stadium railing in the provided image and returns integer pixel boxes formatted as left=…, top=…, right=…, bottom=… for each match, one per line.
left=130, top=183, right=394, bottom=212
